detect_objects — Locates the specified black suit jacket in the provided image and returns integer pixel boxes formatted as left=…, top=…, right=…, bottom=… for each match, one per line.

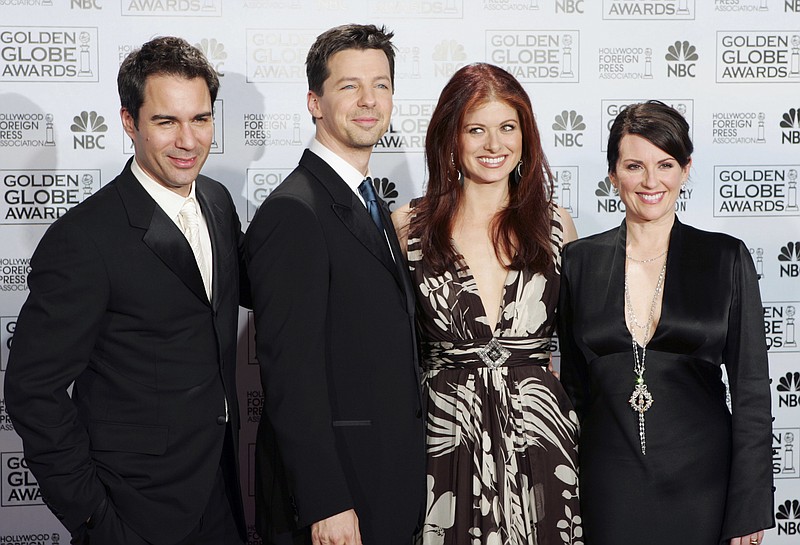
left=4, top=159, right=247, bottom=544
left=245, top=150, right=426, bottom=544
left=557, top=218, right=774, bottom=540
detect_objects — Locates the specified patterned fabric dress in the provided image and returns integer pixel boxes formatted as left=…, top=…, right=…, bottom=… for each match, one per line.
left=407, top=206, right=582, bottom=545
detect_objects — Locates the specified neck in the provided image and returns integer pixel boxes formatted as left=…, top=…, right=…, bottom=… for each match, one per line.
left=459, top=179, right=509, bottom=223
left=625, top=214, right=674, bottom=257
left=315, top=134, right=373, bottom=176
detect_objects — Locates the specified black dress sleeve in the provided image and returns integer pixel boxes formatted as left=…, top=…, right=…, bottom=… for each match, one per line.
left=557, top=242, right=592, bottom=421
left=719, top=240, right=775, bottom=540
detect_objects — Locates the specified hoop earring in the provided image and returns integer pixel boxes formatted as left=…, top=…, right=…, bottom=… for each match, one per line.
left=516, top=161, right=523, bottom=179
left=451, top=152, right=464, bottom=184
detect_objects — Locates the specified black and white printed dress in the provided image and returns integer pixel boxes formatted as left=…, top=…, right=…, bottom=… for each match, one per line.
left=407, top=206, right=582, bottom=545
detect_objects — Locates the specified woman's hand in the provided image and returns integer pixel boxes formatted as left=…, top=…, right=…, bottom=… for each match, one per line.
left=730, top=529, right=764, bottom=545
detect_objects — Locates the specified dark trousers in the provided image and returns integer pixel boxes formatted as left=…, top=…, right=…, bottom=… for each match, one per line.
left=72, top=426, right=245, bottom=545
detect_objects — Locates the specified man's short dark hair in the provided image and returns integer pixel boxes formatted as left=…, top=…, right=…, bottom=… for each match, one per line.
left=118, top=36, right=219, bottom=128
left=306, top=24, right=396, bottom=96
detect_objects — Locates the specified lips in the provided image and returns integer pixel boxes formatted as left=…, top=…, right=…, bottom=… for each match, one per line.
left=170, top=156, right=197, bottom=168
left=637, top=191, right=665, bottom=204
left=352, top=116, right=379, bottom=128
left=478, top=156, right=507, bottom=167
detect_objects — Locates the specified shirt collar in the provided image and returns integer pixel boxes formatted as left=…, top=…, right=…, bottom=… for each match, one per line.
left=131, top=157, right=198, bottom=221
left=308, top=138, right=371, bottom=196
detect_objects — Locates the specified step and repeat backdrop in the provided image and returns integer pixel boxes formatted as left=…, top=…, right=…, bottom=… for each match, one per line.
left=1, top=0, right=799, bottom=543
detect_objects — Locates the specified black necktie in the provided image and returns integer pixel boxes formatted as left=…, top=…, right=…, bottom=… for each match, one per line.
left=358, top=177, right=385, bottom=233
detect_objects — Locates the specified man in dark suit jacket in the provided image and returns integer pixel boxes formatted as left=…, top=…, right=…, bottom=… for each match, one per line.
left=245, top=24, right=426, bottom=545
left=4, top=37, right=247, bottom=545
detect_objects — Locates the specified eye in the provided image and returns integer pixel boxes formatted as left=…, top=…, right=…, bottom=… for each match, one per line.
left=376, top=83, right=390, bottom=90
left=659, top=162, right=675, bottom=169
left=467, top=127, right=484, bottom=135
left=341, top=84, right=356, bottom=90
left=501, top=123, right=517, bottom=132
left=626, top=163, right=642, bottom=171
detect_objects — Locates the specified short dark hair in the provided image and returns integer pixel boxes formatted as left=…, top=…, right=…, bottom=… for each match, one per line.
left=118, top=36, right=219, bottom=128
left=306, top=24, right=396, bottom=96
left=607, top=100, right=693, bottom=174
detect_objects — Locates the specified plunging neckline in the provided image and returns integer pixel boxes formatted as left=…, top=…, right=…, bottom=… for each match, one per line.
left=453, top=248, right=514, bottom=336
left=618, top=223, right=673, bottom=351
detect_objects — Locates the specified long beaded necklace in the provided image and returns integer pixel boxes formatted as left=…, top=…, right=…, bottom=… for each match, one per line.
left=624, top=254, right=667, bottom=455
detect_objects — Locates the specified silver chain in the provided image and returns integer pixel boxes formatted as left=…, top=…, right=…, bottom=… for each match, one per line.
left=624, top=254, right=667, bottom=455
left=625, top=249, right=668, bottom=264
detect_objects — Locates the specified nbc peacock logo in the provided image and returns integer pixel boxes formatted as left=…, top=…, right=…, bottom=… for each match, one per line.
left=595, top=177, right=623, bottom=214
left=777, top=372, right=800, bottom=409
left=432, top=39, right=467, bottom=79
left=781, top=108, right=800, bottom=144
left=70, top=111, right=107, bottom=150
left=665, top=40, right=698, bottom=78
left=373, top=178, right=399, bottom=210
left=195, top=38, right=227, bottom=76
left=776, top=499, right=800, bottom=535
left=778, top=372, right=800, bottom=392
left=553, top=110, right=586, bottom=148
left=779, top=242, right=800, bottom=277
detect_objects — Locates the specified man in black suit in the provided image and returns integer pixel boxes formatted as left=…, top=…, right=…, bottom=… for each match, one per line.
left=4, top=37, right=247, bottom=545
left=246, top=24, right=426, bottom=545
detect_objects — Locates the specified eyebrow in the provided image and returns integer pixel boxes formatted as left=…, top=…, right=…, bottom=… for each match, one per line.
left=464, top=118, right=519, bottom=126
left=150, top=112, right=212, bottom=122
left=333, top=75, right=391, bottom=86
left=623, top=157, right=675, bottom=164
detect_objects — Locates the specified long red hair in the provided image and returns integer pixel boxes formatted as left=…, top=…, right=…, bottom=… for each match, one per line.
left=412, top=63, right=554, bottom=274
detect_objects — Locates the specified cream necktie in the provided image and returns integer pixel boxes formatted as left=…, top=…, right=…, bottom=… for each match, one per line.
left=178, top=198, right=211, bottom=299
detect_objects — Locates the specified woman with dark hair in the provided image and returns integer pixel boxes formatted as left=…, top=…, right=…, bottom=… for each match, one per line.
left=392, top=63, right=580, bottom=544
left=558, top=100, right=774, bottom=545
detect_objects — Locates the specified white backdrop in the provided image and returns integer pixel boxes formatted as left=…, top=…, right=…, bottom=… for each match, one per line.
left=1, top=1, right=799, bottom=543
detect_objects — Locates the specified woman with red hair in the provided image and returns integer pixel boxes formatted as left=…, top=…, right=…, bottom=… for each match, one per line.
left=393, top=63, right=580, bottom=544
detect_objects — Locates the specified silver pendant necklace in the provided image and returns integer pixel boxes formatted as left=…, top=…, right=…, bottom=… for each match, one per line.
left=624, top=254, right=667, bottom=455
left=625, top=249, right=668, bottom=263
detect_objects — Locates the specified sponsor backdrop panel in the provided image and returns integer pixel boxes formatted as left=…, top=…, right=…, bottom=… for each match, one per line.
left=0, top=0, right=798, bottom=542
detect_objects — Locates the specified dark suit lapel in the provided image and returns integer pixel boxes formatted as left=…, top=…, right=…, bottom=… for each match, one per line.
left=195, top=181, right=225, bottom=310
left=300, top=150, right=398, bottom=280
left=379, top=199, right=411, bottom=301
left=607, top=220, right=627, bottom=322
left=116, top=161, right=209, bottom=305
left=333, top=194, right=398, bottom=277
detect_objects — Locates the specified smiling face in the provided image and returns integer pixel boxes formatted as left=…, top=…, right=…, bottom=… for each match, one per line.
left=121, top=74, right=213, bottom=197
left=458, top=100, right=522, bottom=187
left=307, top=48, right=393, bottom=169
left=610, top=133, right=690, bottom=226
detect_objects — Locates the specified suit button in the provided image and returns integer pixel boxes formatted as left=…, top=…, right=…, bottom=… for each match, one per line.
left=216, top=415, right=226, bottom=425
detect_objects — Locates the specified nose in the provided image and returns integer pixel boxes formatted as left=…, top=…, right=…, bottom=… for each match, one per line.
left=358, top=86, right=377, bottom=108
left=484, top=129, right=501, bottom=152
left=175, top=122, right=197, bottom=150
left=642, top=167, right=659, bottom=188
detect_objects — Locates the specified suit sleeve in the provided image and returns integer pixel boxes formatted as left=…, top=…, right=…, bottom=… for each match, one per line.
left=557, top=243, right=591, bottom=420
left=245, top=195, right=353, bottom=527
left=4, top=220, right=109, bottom=532
left=720, top=241, right=775, bottom=539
